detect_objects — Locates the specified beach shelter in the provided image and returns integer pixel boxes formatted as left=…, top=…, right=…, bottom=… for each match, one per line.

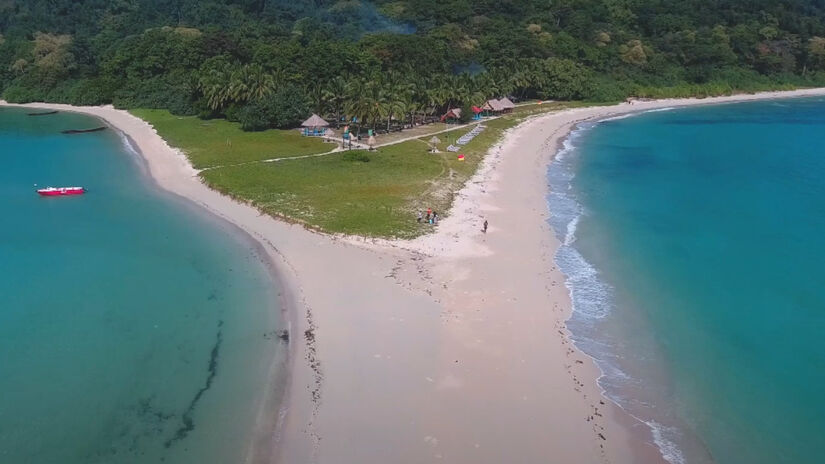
left=428, top=136, right=441, bottom=152
left=441, top=108, right=462, bottom=123
left=301, top=113, right=329, bottom=136
left=498, top=97, right=516, bottom=112
left=482, top=99, right=504, bottom=116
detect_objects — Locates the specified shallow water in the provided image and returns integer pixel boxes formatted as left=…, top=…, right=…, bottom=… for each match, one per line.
left=0, top=107, right=286, bottom=463
left=548, top=97, right=825, bottom=464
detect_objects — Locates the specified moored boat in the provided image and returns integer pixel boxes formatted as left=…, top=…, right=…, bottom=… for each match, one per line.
left=37, top=187, right=85, bottom=196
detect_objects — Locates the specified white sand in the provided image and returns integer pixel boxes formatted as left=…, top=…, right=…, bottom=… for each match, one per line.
left=5, top=87, right=825, bottom=464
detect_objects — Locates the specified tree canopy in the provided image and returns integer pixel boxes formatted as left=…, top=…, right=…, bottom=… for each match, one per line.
left=2, top=0, right=824, bottom=129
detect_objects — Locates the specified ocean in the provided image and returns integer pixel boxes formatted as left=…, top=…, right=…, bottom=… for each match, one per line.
left=548, top=97, right=825, bottom=464
left=0, top=107, right=286, bottom=463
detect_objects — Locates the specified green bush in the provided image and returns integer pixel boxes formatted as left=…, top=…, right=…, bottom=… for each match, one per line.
left=111, top=78, right=197, bottom=115
left=237, top=105, right=270, bottom=131
left=1, top=81, right=43, bottom=103
left=459, top=103, right=473, bottom=123
left=235, top=84, right=312, bottom=132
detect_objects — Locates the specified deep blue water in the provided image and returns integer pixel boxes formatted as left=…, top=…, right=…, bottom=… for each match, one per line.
left=0, top=107, right=285, bottom=463
left=548, top=98, right=825, bottom=464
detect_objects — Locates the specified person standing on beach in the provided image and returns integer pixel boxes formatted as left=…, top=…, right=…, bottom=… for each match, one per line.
left=483, top=219, right=488, bottom=233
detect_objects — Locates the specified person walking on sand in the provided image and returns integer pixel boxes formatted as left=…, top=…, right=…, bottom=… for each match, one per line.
left=432, top=211, right=438, bottom=224
left=483, top=219, right=488, bottom=233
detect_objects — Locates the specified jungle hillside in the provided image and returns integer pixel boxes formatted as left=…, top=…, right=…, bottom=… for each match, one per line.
left=2, top=0, right=825, bottom=130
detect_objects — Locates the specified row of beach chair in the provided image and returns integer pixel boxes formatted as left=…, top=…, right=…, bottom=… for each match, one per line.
left=447, top=124, right=486, bottom=152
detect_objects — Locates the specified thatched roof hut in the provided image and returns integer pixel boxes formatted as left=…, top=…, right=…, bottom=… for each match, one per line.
left=301, top=113, right=329, bottom=128
left=482, top=99, right=504, bottom=112
left=499, top=97, right=516, bottom=110
left=445, top=108, right=461, bottom=118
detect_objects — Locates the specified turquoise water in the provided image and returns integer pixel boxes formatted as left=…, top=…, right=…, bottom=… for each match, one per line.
left=0, top=108, right=286, bottom=463
left=548, top=98, right=825, bottom=464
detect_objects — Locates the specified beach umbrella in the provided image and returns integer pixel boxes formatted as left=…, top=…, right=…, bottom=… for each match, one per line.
left=428, top=136, right=441, bottom=153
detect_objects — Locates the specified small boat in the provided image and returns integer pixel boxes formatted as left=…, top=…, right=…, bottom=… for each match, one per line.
left=37, top=186, right=85, bottom=196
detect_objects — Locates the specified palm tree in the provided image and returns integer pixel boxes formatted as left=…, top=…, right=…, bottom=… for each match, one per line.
left=380, top=76, right=411, bottom=131
left=228, top=64, right=275, bottom=103
left=199, top=67, right=234, bottom=111
left=427, top=75, right=450, bottom=117
left=344, top=78, right=367, bottom=134
left=399, top=91, right=421, bottom=128
left=363, top=80, right=387, bottom=132
left=307, top=81, right=324, bottom=115
left=409, top=79, right=429, bottom=125
left=322, top=76, right=348, bottom=127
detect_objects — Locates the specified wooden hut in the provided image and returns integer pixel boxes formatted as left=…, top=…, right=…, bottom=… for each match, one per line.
left=301, top=113, right=329, bottom=136
left=481, top=99, right=504, bottom=116
left=498, top=97, right=516, bottom=113
left=441, top=108, right=462, bottom=123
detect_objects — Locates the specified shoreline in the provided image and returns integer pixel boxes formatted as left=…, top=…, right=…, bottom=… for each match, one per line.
left=4, top=86, right=825, bottom=463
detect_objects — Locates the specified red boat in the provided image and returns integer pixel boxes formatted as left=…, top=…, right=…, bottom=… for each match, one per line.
left=37, top=186, right=85, bottom=196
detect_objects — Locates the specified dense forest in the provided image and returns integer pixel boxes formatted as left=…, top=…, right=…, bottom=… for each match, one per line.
left=2, top=0, right=825, bottom=131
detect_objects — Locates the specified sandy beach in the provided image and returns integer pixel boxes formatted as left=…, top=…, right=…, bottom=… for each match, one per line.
left=4, top=86, right=825, bottom=464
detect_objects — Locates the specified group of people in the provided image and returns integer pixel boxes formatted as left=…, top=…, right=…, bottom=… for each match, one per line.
left=418, top=208, right=439, bottom=225
left=417, top=208, right=490, bottom=234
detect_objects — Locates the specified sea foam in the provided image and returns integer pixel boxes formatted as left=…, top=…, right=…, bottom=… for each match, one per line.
left=547, top=121, right=687, bottom=464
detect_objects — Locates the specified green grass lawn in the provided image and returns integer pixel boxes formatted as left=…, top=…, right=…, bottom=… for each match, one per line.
left=201, top=117, right=518, bottom=238
left=134, top=106, right=597, bottom=238
left=130, top=109, right=329, bottom=169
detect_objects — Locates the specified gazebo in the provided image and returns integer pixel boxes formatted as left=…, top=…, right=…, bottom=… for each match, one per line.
left=301, top=113, right=329, bottom=136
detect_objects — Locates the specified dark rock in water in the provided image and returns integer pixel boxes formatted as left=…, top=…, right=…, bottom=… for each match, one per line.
left=28, top=110, right=59, bottom=116
left=277, top=330, right=289, bottom=342
left=263, top=329, right=289, bottom=343
left=62, top=126, right=107, bottom=134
